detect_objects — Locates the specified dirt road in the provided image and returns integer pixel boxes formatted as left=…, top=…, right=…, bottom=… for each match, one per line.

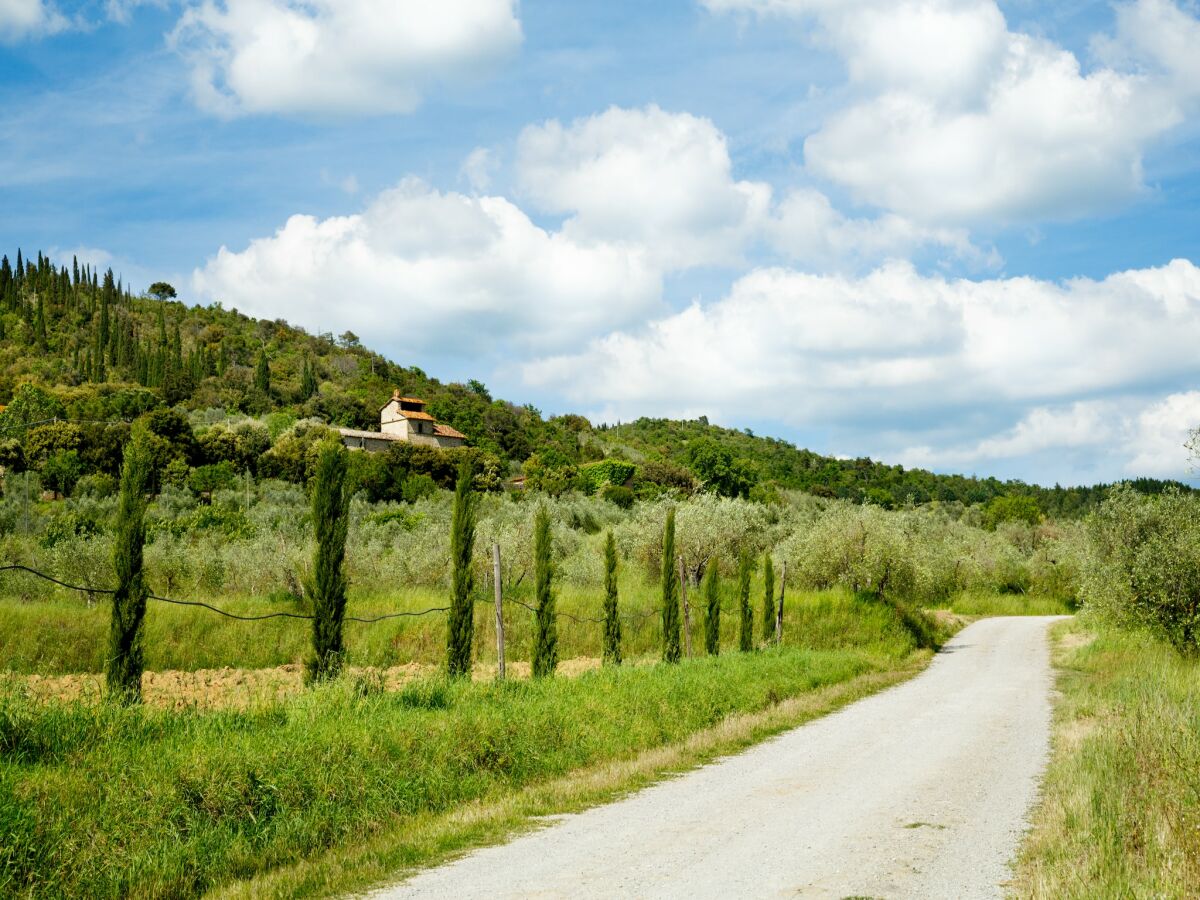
left=376, top=616, right=1064, bottom=899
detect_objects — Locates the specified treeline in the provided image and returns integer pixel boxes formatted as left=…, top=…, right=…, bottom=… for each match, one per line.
left=599, top=417, right=1193, bottom=516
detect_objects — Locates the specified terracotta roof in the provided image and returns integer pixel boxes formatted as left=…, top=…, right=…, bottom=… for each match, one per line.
left=433, top=423, right=467, bottom=440
left=398, top=409, right=436, bottom=422
left=338, top=427, right=402, bottom=441
left=391, top=392, right=426, bottom=404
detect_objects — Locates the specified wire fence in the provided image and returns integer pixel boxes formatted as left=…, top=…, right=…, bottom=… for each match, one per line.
left=0, top=563, right=661, bottom=627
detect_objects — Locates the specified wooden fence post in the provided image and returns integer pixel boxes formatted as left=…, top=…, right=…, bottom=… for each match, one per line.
left=677, top=554, right=694, bottom=658
left=493, top=542, right=505, bottom=680
left=776, top=560, right=786, bottom=645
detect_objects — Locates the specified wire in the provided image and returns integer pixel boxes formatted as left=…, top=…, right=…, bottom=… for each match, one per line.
left=0, top=565, right=450, bottom=623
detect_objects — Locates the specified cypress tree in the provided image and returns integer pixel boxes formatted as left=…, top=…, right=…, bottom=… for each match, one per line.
left=446, top=462, right=476, bottom=677
left=661, top=507, right=681, bottom=663
left=305, top=443, right=350, bottom=683
left=301, top=358, right=319, bottom=398
left=602, top=530, right=621, bottom=665
left=762, top=554, right=776, bottom=644
left=737, top=550, right=754, bottom=652
left=255, top=349, right=271, bottom=394
left=106, top=437, right=151, bottom=703
left=532, top=505, right=558, bottom=677
left=703, top=558, right=721, bottom=656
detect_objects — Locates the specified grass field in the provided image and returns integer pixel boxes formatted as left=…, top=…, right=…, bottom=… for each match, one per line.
left=1013, top=619, right=1200, bottom=898
left=0, top=580, right=932, bottom=676
left=0, top=602, right=935, bottom=900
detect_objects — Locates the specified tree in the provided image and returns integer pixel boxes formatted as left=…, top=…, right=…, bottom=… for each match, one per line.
left=703, top=559, right=720, bottom=656
left=147, top=282, right=177, bottom=300
left=761, top=554, right=776, bottom=643
left=446, top=462, right=477, bottom=677
left=41, top=450, right=83, bottom=498
left=738, top=550, right=753, bottom=652
left=255, top=349, right=271, bottom=395
left=532, top=505, right=558, bottom=677
left=305, top=443, right=350, bottom=683
left=107, top=438, right=151, bottom=703
left=685, top=438, right=757, bottom=499
left=0, top=383, right=65, bottom=431
left=301, top=357, right=319, bottom=399
left=661, top=507, right=682, bottom=663
left=603, top=531, right=622, bottom=665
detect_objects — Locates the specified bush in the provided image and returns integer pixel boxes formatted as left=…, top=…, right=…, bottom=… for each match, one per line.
left=579, top=459, right=637, bottom=494
left=1082, top=486, right=1200, bottom=654
left=601, top=484, right=634, bottom=509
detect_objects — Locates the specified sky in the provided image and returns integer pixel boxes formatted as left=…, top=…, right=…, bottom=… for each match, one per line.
left=2, top=0, right=1199, bottom=488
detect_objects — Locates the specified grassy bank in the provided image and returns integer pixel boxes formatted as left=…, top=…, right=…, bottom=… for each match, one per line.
left=1, top=608, right=933, bottom=900
left=1013, top=620, right=1200, bottom=897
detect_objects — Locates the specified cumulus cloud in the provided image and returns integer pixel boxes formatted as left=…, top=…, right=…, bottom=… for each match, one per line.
left=901, top=391, right=1200, bottom=479
left=703, top=0, right=1200, bottom=225
left=515, top=105, right=771, bottom=269
left=768, top=188, right=998, bottom=271
left=191, top=178, right=661, bottom=358
left=515, top=104, right=987, bottom=270
left=522, top=258, right=1200, bottom=476
left=170, top=0, right=522, bottom=117
left=0, top=0, right=68, bottom=39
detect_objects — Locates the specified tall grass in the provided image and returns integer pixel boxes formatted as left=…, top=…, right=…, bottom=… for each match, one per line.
left=0, top=630, right=926, bottom=899
left=1014, top=620, right=1200, bottom=897
left=0, top=581, right=939, bottom=676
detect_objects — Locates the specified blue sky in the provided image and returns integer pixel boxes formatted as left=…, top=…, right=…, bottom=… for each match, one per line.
left=2, top=0, right=1199, bottom=487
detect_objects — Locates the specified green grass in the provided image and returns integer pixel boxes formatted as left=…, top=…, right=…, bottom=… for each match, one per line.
left=1, top=629, right=930, bottom=899
left=1013, top=620, right=1200, bottom=898
left=0, top=583, right=933, bottom=675
left=938, top=590, right=1074, bottom=617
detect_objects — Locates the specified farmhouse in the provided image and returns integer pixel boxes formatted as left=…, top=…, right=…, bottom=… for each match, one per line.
left=338, top=392, right=467, bottom=452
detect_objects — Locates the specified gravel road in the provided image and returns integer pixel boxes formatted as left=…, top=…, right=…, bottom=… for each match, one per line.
left=375, top=616, right=1064, bottom=900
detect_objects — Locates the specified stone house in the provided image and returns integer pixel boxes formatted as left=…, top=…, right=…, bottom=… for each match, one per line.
left=338, top=392, right=467, bottom=452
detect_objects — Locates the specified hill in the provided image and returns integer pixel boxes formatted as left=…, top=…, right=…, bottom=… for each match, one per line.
left=0, top=246, right=1188, bottom=514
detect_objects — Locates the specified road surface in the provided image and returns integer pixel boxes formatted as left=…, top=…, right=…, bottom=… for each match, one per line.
left=375, top=616, right=1064, bottom=899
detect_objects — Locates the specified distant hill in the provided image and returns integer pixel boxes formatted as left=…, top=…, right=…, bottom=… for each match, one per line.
left=0, top=246, right=1188, bottom=514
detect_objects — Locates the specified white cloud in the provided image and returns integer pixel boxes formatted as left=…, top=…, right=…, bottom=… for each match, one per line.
left=703, top=0, right=1200, bottom=225
left=460, top=147, right=498, bottom=193
left=768, top=188, right=998, bottom=271
left=1126, top=391, right=1200, bottom=476
left=514, top=104, right=987, bottom=271
left=191, top=178, right=662, bottom=358
left=170, top=0, right=522, bottom=117
left=515, top=105, right=771, bottom=269
left=0, top=0, right=68, bottom=39
left=901, top=391, right=1200, bottom=480
left=523, top=258, right=1200, bottom=476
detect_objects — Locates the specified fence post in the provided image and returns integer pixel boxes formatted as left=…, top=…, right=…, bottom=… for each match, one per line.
left=677, top=554, right=694, bottom=658
left=776, top=560, right=786, bottom=645
left=493, top=541, right=505, bottom=680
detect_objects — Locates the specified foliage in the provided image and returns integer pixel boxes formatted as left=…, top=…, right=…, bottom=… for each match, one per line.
left=703, top=559, right=720, bottom=656
left=578, top=459, right=637, bottom=494
left=982, top=494, right=1042, bottom=530
left=305, top=443, right=350, bottom=682
left=446, top=462, right=477, bottom=678
left=532, top=505, right=558, bottom=678
left=602, top=531, right=621, bottom=665
left=661, top=507, right=681, bottom=663
left=762, top=554, right=776, bottom=644
left=738, top=550, right=753, bottom=652
left=107, top=437, right=150, bottom=703
left=1082, top=486, right=1200, bottom=654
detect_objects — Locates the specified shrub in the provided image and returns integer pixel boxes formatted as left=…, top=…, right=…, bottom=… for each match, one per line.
left=1082, top=486, right=1200, bottom=654
left=601, top=484, right=634, bottom=509
left=579, top=459, right=637, bottom=494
